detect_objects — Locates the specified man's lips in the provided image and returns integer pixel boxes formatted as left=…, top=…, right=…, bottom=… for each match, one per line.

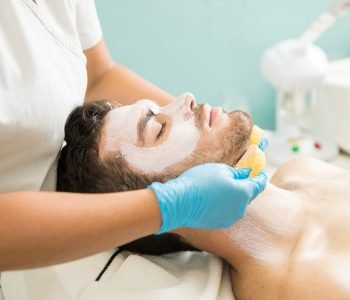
left=196, top=104, right=223, bottom=128
left=209, top=107, right=222, bottom=127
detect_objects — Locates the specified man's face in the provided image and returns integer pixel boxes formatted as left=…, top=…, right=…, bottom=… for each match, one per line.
left=101, top=93, right=253, bottom=176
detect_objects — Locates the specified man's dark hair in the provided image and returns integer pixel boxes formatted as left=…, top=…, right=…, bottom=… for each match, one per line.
left=57, top=100, right=197, bottom=255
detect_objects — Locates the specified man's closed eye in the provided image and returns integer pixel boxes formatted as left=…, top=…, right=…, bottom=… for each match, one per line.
left=157, top=123, right=166, bottom=139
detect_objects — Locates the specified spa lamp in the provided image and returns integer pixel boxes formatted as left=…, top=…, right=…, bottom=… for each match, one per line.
left=260, top=0, right=350, bottom=165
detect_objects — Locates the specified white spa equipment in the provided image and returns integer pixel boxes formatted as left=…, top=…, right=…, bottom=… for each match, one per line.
left=305, top=58, right=350, bottom=154
left=261, top=0, right=350, bottom=166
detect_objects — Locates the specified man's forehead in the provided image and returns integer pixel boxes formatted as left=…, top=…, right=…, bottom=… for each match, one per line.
left=104, top=99, right=160, bottom=149
left=134, top=99, right=160, bottom=113
left=108, top=99, right=159, bottom=120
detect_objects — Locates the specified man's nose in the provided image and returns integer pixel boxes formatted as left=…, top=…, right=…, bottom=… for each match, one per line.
left=178, top=92, right=197, bottom=113
left=161, top=92, right=197, bottom=117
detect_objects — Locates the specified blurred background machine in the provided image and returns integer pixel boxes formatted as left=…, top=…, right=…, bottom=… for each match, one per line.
left=261, top=0, right=350, bottom=165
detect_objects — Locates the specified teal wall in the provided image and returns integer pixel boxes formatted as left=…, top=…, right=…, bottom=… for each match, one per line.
left=96, top=1, right=350, bottom=129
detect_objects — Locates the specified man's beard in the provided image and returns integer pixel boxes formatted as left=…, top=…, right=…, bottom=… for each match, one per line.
left=190, top=107, right=253, bottom=167
left=218, top=110, right=253, bottom=166
left=159, top=107, right=253, bottom=181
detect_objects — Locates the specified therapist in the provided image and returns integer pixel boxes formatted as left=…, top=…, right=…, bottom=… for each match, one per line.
left=0, top=0, right=267, bottom=271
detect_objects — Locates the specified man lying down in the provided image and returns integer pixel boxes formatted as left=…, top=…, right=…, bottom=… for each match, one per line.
left=57, top=93, right=350, bottom=300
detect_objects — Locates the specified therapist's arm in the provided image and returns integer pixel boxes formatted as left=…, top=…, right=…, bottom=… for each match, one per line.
left=0, top=189, right=161, bottom=271
left=84, top=40, right=175, bottom=106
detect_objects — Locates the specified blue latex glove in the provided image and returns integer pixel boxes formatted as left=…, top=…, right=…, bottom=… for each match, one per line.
left=259, top=136, right=269, bottom=151
left=148, top=163, right=267, bottom=234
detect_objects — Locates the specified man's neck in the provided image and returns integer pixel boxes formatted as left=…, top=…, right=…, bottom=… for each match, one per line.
left=175, top=183, right=304, bottom=268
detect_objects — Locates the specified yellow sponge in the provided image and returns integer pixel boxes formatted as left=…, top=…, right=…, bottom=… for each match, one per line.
left=236, top=126, right=266, bottom=178
left=249, top=125, right=265, bottom=146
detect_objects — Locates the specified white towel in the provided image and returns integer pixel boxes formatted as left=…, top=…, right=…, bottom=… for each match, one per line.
left=2, top=251, right=235, bottom=300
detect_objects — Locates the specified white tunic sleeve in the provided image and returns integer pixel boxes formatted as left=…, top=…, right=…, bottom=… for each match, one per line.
left=0, top=1, right=88, bottom=193
left=76, top=0, right=103, bottom=49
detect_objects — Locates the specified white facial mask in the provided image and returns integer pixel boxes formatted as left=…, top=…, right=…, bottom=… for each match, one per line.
left=123, top=98, right=200, bottom=173
left=104, top=100, right=152, bottom=150
left=104, top=96, right=200, bottom=174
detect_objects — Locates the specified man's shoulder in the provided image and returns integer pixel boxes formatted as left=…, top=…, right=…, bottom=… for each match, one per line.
left=270, top=157, right=346, bottom=190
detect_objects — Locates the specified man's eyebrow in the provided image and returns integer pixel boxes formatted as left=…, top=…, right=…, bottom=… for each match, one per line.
left=137, top=109, right=153, bottom=141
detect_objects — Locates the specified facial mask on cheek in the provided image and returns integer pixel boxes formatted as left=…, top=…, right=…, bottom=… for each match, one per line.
left=121, top=113, right=200, bottom=173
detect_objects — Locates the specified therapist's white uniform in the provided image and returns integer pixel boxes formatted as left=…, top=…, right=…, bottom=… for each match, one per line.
left=0, top=1, right=234, bottom=299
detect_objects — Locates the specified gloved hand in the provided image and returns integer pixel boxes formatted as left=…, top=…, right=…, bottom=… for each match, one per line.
left=148, top=163, right=267, bottom=234
left=258, top=136, right=269, bottom=151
